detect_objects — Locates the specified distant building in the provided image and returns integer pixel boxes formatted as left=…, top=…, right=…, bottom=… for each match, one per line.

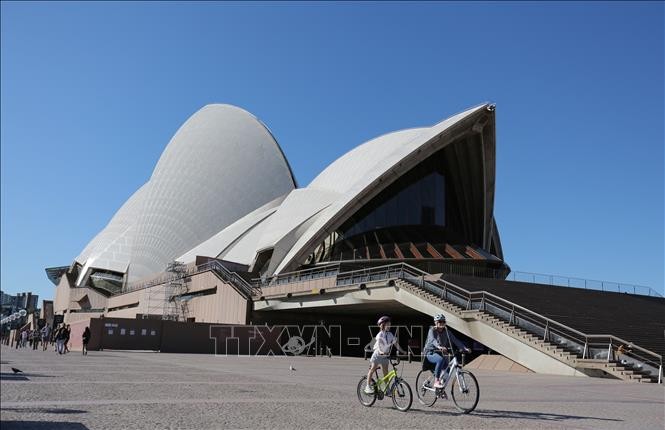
left=15, top=292, right=39, bottom=313
left=40, top=300, right=54, bottom=328
left=1, top=290, right=38, bottom=316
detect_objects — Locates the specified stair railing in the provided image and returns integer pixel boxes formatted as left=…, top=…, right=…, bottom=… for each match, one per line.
left=197, top=260, right=260, bottom=299
left=252, top=261, right=662, bottom=382
left=325, top=262, right=663, bottom=382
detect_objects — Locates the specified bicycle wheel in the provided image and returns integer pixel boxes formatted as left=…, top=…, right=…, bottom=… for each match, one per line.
left=357, top=376, right=377, bottom=407
left=415, top=370, right=437, bottom=407
left=391, top=378, right=412, bottom=412
left=450, top=370, right=479, bottom=414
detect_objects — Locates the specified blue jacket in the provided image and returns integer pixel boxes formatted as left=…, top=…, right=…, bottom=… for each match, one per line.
left=423, top=327, right=466, bottom=355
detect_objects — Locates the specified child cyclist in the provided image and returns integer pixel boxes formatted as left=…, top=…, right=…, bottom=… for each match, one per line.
left=364, top=315, right=406, bottom=394
left=424, top=314, right=471, bottom=388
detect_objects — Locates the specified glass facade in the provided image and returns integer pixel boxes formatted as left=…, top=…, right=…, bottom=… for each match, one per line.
left=303, top=139, right=501, bottom=266
left=339, top=155, right=445, bottom=239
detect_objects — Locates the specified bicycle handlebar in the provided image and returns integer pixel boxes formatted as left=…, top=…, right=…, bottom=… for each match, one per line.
left=433, top=348, right=471, bottom=359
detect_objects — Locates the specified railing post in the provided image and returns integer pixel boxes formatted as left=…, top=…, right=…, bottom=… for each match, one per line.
left=582, top=340, right=588, bottom=359
left=659, top=364, right=662, bottom=384
left=509, top=307, right=514, bottom=325
left=544, top=321, right=549, bottom=342
left=607, top=339, right=612, bottom=362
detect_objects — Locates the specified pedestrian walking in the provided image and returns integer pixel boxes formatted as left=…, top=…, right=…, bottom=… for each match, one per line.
left=55, top=325, right=66, bottom=354
left=41, top=324, right=51, bottom=351
left=82, top=327, right=91, bottom=355
left=32, top=329, right=40, bottom=350
left=64, top=324, right=71, bottom=353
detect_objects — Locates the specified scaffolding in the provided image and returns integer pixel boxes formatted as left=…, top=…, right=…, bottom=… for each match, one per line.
left=141, top=261, right=189, bottom=321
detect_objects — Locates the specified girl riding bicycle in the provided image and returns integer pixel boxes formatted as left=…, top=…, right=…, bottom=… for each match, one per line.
left=364, top=315, right=406, bottom=394
left=425, top=314, right=470, bottom=388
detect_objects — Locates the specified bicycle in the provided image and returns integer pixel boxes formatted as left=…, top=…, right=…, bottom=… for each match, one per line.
left=357, top=356, right=413, bottom=412
left=415, top=350, right=479, bottom=413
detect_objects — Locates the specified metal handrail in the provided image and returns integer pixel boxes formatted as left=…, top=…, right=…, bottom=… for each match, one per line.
left=416, top=283, right=661, bottom=380
left=122, top=260, right=260, bottom=299
left=124, top=264, right=201, bottom=293
left=506, top=270, right=662, bottom=298
left=258, top=260, right=662, bottom=298
left=198, top=260, right=260, bottom=298
left=253, top=263, right=344, bottom=287
left=397, top=265, right=661, bottom=350
left=283, top=261, right=663, bottom=378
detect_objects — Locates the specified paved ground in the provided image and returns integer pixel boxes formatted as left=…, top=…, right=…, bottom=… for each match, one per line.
left=1, top=346, right=663, bottom=429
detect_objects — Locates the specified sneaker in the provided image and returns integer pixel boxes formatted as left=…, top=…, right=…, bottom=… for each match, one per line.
left=364, top=385, right=374, bottom=394
left=433, top=379, right=443, bottom=389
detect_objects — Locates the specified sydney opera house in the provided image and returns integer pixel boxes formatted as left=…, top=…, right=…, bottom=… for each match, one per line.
left=46, top=103, right=663, bottom=382
left=50, top=103, right=506, bottom=323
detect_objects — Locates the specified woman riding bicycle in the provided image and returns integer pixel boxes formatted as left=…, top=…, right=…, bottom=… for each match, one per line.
left=424, top=314, right=470, bottom=388
left=364, top=315, right=406, bottom=394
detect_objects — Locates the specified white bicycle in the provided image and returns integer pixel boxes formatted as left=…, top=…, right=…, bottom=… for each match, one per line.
left=415, top=350, right=480, bottom=413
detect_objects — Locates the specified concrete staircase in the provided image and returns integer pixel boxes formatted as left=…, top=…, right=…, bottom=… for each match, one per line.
left=395, top=278, right=660, bottom=383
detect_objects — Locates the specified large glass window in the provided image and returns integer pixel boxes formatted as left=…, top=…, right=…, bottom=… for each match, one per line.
left=301, top=135, right=499, bottom=267
left=340, top=160, right=445, bottom=239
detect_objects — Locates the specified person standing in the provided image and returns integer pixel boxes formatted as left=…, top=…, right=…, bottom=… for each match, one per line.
left=32, top=329, right=39, bottom=350
left=82, top=327, right=91, bottom=355
left=20, top=329, right=28, bottom=348
left=63, top=324, right=71, bottom=354
left=55, top=325, right=66, bottom=354
left=41, top=324, right=51, bottom=351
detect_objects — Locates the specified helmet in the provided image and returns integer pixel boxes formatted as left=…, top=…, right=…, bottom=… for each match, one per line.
left=377, top=316, right=391, bottom=325
left=434, top=314, right=446, bottom=323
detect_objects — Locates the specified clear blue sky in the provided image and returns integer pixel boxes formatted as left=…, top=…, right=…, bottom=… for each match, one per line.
left=1, top=2, right=663, bottom=301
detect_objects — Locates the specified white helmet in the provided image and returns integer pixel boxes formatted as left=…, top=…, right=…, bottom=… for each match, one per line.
left=434, top=314, right=446, bottom=323
left=377, top=316, right=391, bottom=325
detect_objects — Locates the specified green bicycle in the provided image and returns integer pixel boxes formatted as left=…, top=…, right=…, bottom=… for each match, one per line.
left=357, top=356, right=413, bottom=412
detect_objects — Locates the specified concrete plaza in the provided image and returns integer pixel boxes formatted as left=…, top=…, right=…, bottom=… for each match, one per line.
left=1, top=346, right=663, bottom=429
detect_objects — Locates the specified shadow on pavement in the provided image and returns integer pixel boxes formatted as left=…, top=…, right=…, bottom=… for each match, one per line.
left=410, top=407, right=623, bottom=423
left=3, top=408, right=87, bottom=415
left=473, top=409, right=623, bottom=422
left=1, top=372, right=56, bottom=381
left=1, top=373, right=29, bottom=381
left=0, top=422, right=88, bottom=430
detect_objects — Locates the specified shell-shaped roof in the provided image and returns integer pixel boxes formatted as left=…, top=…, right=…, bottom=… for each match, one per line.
left=265, top=104, right=492, bottom=274
left=308, top=128, right=427, bottom=193
left=75, top=104, right=296, bottom=284
left=72, top=102, right=498, bottom=286
left=176, top=103, right=496, bottom=276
